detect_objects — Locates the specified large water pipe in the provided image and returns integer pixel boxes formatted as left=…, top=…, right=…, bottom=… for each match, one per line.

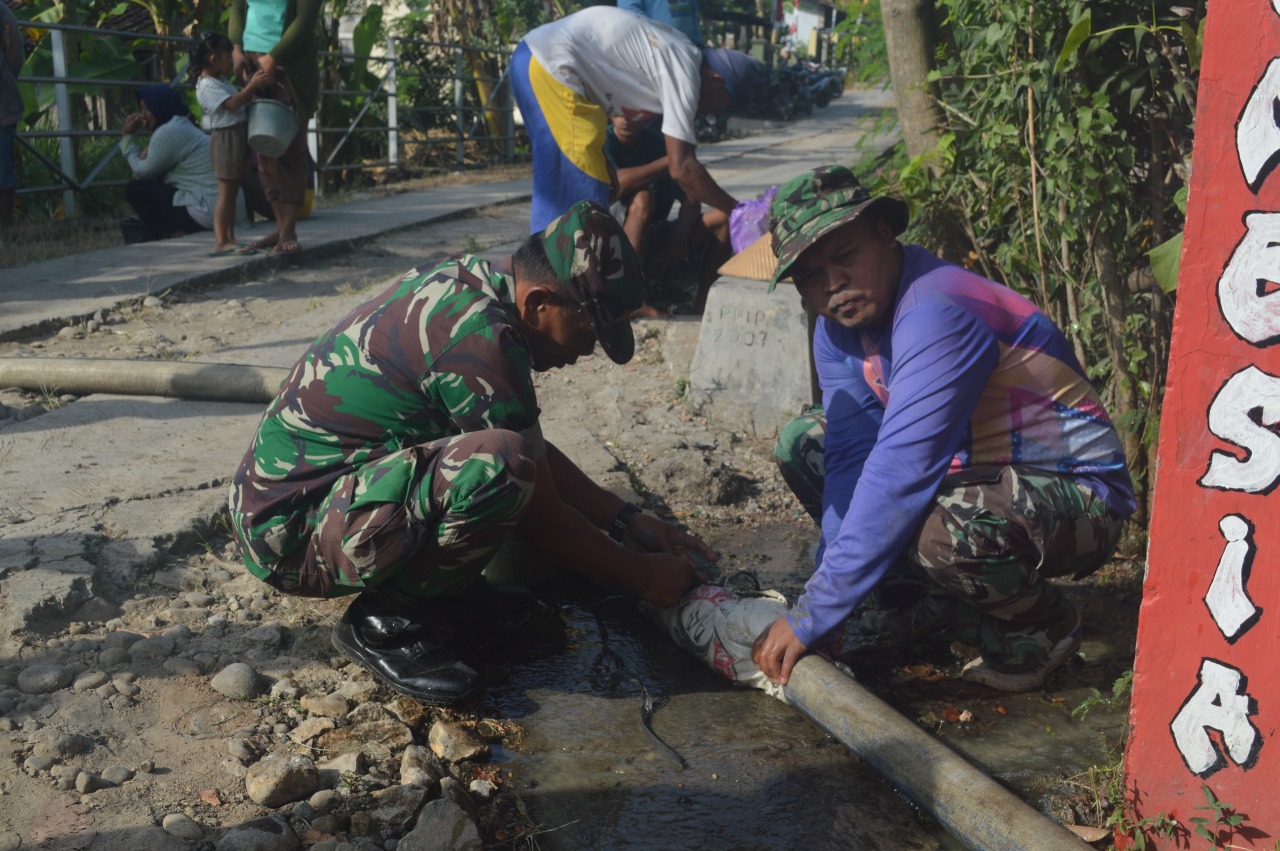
left=784, top=655, right=1091, bottom=851
left=0, top=358, right=288, bottom=404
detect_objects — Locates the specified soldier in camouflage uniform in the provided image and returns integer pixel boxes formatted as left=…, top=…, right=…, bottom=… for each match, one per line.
left=229, top=200, right=716, bottom=705
left=751, top=166, right=1136, bottom=692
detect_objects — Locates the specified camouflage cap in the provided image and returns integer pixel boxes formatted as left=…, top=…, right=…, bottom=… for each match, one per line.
left=542, top=200, right=647, bottom=364
left=768, top=165, right=909, bottom=291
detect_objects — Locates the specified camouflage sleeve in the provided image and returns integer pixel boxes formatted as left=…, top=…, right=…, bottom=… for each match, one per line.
left=426, top=320, right=546, bottom=460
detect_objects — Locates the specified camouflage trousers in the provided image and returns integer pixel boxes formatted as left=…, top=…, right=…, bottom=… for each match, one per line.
left=260, top=429, right=537, bottom=601
left=775, top=410, right=1127, bottom=669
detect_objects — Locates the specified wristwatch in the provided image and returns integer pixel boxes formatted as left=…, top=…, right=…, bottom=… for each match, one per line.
left=610, top=502, right=643, bottom=542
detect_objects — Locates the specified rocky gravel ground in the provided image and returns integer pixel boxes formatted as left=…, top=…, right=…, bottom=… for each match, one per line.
left=0, top=204, right=836, bottom=851
left=0, top=200, right=1143, bottom=850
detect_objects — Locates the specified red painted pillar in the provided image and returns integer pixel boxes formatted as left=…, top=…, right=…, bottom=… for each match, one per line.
left=1126, top=1, right=1280, bottom=846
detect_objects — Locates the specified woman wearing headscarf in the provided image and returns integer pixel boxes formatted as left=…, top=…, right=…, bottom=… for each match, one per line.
left=121, top=83, right=229, bottom=240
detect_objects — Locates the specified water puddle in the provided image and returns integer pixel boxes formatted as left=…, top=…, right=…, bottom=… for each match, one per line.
left=482, top=522, right=1125, bottom=848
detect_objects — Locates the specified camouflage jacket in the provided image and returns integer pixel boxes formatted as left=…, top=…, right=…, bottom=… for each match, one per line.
left=228, top=255, right=545, bottom=573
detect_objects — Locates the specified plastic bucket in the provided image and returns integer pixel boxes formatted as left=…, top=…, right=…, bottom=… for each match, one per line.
left=247, top=99, right=301, bottom=157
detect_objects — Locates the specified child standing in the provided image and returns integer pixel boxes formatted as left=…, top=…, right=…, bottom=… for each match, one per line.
left=191, top=31, right=268, bottom=255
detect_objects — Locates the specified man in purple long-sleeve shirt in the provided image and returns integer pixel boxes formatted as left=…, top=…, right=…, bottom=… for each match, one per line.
left=751, top=166, right=1135, bottom=692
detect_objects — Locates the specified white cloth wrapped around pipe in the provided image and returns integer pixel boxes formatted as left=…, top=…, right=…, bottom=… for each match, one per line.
left=640, top=584, right=790, bottom=703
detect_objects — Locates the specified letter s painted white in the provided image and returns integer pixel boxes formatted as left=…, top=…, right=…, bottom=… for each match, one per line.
left=1200, top=366, right=1280, bottom=493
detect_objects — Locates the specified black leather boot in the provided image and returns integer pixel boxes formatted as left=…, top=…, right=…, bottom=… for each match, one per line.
left=331, top=592, right=482, bottom=706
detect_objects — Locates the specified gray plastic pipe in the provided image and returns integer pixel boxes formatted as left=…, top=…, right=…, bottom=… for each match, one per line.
left=0, top=358, right=288, bottom=404
left=783, top=655, right=1091, bottom=851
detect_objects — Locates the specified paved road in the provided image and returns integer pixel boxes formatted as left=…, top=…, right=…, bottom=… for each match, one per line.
left=0, top=91, right=893, bottom=634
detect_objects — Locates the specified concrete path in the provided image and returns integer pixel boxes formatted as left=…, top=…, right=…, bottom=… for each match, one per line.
left=0, top=90, right=894, bottom=632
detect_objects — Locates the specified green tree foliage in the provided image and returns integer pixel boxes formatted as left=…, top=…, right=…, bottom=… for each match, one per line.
left=849, top=0, right=1200, bottom=526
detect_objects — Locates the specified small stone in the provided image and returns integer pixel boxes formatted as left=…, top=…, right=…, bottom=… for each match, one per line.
left=72, top=671, right=109, bottom=692
left=400, top=745, right=445, bottom=789
left=112, top=678, right=141, bottom=697
left=30, top=729, right=85, bottom=759
left=109, top=693, right=134, bottom=711
left=308, top=789, right=338, bottom=811
left=95, top=682, right=118, bottom=698
left=75, top=771, right=105, bottom=793
left=0, top=830, right=20, bottom=851
left=216, top=814, right=299, bottom=851
left=164, top=658, right=202, bottom=677
left=289, top=717, right=335, bottom=744
left=348, top=701, right=389, bottom=723
left=98, top=647, right=130, bottom=667
left=143, top=296, right=162, bottom=308
left=17, top=663, right=73, bottom=694
left=300, top=693, right=349, bottom=718
left=58, top=394, right=76, bottom=405
left=101, top=765, right=134, bottom=785
left=229, top=739, right=256, bottom=762
left=102, top=631, right=144, bottom=649
left=245, top=753, right=318, bottom=807
left=316, top=751, right=367, bottom=788
left=58, top=325, right=78, bottom=338
left=316, top=720, right=412, bottom=762
left=468, top=779, right=496, bottom=799
left=349, top=785, right=427, bottom=837
left=211, top=663, right=264, bottom=699
left=185, top=591, right=218, bottom=607
left=87, top=319, right=101, bottom=333
left=398, top=799, right=481, bottom=851
left=427, top=721, right=489, bottom=764
left=23, top=755, right=55, bottom=774
left=270, top=679, right=301, bottom=701
left=162, top=812, right=204, bottom=840
left=138, top=759, right=156, bottom=773
left=310, top=814, right=348, bottom=835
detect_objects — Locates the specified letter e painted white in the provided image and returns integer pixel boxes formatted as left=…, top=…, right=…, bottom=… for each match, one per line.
left=1218, top=213, right=1280, bottom=346
left=1200, top=366, right=1280, bottom=492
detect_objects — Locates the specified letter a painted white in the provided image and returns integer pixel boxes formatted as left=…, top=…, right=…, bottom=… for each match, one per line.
left=1238, top=59, right=1280, bottom=189
left=1205, top=515, right=1259, bottom=640
left=1200, top=366, right=1280, bottom=492
left=1171, top=660, right=1260, bottom=776
left=1218, top=213, right=1280, bottom=346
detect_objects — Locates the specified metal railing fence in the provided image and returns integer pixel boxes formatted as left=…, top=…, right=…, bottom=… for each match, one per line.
left=13, top=20, right=521, bottom=217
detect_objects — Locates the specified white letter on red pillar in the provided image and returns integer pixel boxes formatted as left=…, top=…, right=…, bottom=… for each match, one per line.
left=1200, top=366, right=1280, bottom=492
left=1237, top=59, right=1280, bottom=189
left=1217, top=213, right=1280, bottom=345
left=1170, top=660, right=1261, bottom=776
left=1205, top=515, right=1260, bottom=641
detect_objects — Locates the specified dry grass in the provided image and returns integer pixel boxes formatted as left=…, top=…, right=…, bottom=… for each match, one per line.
left=1, top=217, right=123, bottom=269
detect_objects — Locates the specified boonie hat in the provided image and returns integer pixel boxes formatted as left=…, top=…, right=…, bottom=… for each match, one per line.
left=542, top=200, right=646, bottom=365
left=768, top=165, right=909, bottom=291
left=702, top=48, right=765, bottom=112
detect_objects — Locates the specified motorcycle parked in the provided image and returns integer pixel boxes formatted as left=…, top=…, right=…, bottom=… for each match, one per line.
left=800, top=61, right=846, bottom=108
